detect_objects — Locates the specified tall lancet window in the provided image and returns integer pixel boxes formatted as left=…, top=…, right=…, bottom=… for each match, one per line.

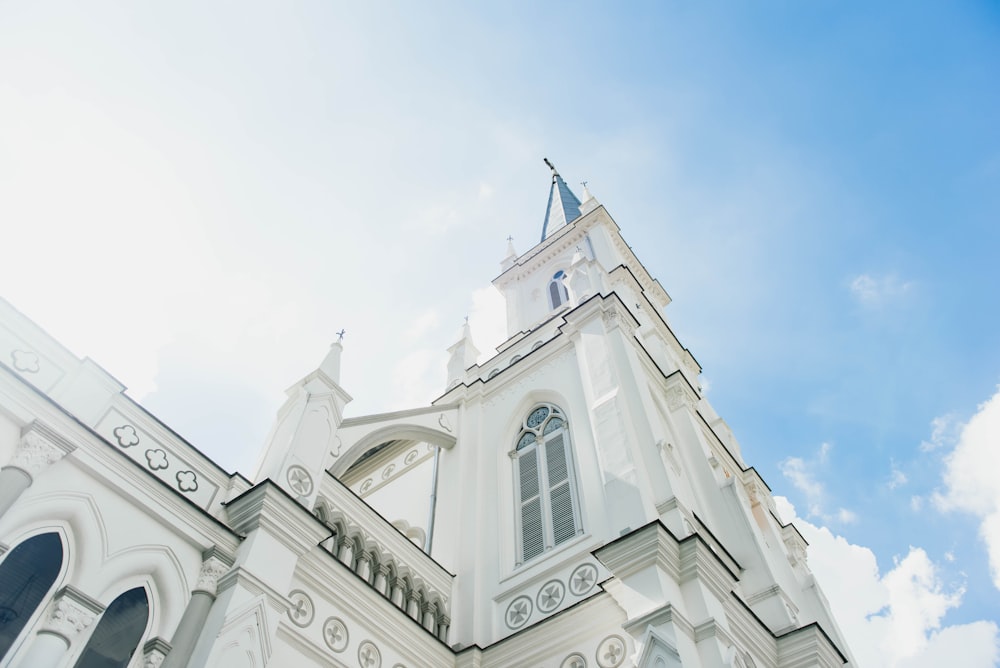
left=548, top=271, right=569, bottom=310
left=513, top=404, right=582, bottom=565
left=0, top=532, right=63, bottom=660
left=74, top=586, right=149, bottom=668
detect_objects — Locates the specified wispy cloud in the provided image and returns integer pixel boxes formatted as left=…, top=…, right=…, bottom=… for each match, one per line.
left=849, top=273, right=913, bottom=308
left=921, top=412, right=962, bottom=452
left=779, top=442, right=856, bottom=524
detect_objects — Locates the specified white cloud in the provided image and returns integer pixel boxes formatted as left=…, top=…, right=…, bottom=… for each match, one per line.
left=403, top=309, right=440, bottom=342
left=934, top=386, right=1000, bottom=590
left=775, top=497, right=999, bottom=667
left=468, top=284, right=507, bottom=363
left=849, top=273, right=912, bottom=307
left=779, top=443, right=856, bottom=525
left=889, top=462, right=908, bottom=490
left=921, top=412, right=962, bottom=452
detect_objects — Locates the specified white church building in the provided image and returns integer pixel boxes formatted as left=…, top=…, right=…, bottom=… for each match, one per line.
left=0, top=164, right=853, bottom=667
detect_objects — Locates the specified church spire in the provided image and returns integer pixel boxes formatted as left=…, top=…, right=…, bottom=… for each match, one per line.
left=540, top=158, right=583, bottom=241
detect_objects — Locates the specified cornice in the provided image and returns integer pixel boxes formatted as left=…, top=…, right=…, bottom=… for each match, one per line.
left=224, top=481, right=330, bottom=555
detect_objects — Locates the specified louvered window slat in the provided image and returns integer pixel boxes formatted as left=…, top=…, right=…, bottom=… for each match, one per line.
left=550, top=481, right=576, bottom=544
left=519, top=448, right=540, bottom=501
left=521, top=497, right=544, bottom=560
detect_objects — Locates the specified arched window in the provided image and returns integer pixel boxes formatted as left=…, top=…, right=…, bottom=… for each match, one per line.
left=513, top=404, right=582, bottom=564
left=74, top=586, right=148, bottom=668
left=548, top=271, right=569, bottom=309
left=0, top=532, right=63, bottom=660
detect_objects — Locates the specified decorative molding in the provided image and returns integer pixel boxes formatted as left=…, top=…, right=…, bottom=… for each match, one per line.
left=10, top=349, right=40, bottom=373
left=38, top=586, right=104, bottom=644
left=195, top=548, right=234, bottom=597
left=142, top=637, right=171, bottom=668
left=287, top=589, right=315, bottom=627
left=536, top=579, right=565, bottom=613
left=505, top=595, right=532, bottom=630
left=9, top=422, right=75, bottom=479
left=286, top=465, right=314, bottom=496
left=323, top=616, right=349, bottom=652
left=358, top=640, right=382, bottom=668
left=595, top=635, right=627, bottom=668
left=568, top=563, right=598, bottom=596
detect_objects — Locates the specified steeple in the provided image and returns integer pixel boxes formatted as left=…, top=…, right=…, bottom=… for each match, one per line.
left=540, top=158, right=582, bottom=241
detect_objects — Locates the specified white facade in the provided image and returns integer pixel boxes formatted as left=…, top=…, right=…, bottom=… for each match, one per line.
left=0, top=167, right=853, bottom=667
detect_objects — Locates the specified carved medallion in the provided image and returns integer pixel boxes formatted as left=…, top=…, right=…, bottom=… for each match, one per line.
left=595, top=635, right=626, bottom=668
left=536, top=579, right=565, bottom=613
left=323, top=617, right=349, bottom=652
left=504, top=595, right=532, bottom=629
left=287, top=590, right=314, bottom=627
left=568, top=563, right=598, bottom=596
left=286, top=465, right=314, bottom=496
left=357, top=640, right=381, bottom=668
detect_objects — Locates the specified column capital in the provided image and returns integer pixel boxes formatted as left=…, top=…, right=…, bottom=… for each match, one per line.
left=7, top=422, right=76, bottom=480
left=142, top=637, right=172, bottom=668
left=38, top=586, right=104, bottom=645
left=194, top=546, right=234, bottom=597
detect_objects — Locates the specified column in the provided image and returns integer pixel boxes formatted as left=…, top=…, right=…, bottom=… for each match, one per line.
left=421, top=602, right=436, bottom=633
left=0, top=422, right=75, bottom=519
left=161, top=547, right=233, bottom=668
left=14, top=586, right=103, bottom=668
left=355, top=551, right=372, bottom=583
left=436, top=614, right=450, bottom=643
left=372, top=565, right=390, bottom=596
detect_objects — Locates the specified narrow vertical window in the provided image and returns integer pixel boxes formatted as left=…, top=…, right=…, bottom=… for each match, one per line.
left=0, top=532, right=63, bottom=660
left=74, top=587, right=149, bottom=668
left=513, top=404, right=582, bottom=565
left=548, top=271, right=569, bottom=309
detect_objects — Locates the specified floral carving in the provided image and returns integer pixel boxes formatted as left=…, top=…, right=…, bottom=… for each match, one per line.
left=113, top=424, right=140, bottom=448
left=323, top=617, right=349, bottom=652
left=176, top=470, right=198, bottom=492
left=145, top=449, right=169, bottom=471
left=42, top=595, right=98, bottom=642
left=286, top=465, right=313, bottom=496
left=360, top=478, right=373, bottom=494
left=11, top=349, right=40, bottom=373
left=195, top=556, right=231, bottom=596
left=404, top=449, right=418, bottom=465
left=10, top=431, right=68, bottom=478
left=286, top=590, right=314, bottom=627
left=381, top=464, right=395, bottom=480
left=561, top=654, right=587, bottom=668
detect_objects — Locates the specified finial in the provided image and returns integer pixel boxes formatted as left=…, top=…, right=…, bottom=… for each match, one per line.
left=581, top=181, right=588, bottom=188
left=543, top=157, right=559, bottom=178
left=464, top=315, right=469, bottom=324
left=336, top=329, right=346, bottom=342
left=506, top=234, right=514, bottom=242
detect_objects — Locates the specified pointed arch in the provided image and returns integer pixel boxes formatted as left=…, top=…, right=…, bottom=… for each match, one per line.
left=73, top=586, right=150, bottom=668
left=0, top=532, right=64, bottom=661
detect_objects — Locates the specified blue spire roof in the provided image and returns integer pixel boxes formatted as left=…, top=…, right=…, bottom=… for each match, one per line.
left=541, top=158, right=582, bottom=241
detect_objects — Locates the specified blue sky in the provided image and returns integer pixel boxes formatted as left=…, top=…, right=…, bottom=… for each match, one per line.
left=2, top=3, right=999, bottom=665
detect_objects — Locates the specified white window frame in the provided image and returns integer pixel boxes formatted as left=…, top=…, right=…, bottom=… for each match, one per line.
left=512, top=404, right=583, bottom=566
